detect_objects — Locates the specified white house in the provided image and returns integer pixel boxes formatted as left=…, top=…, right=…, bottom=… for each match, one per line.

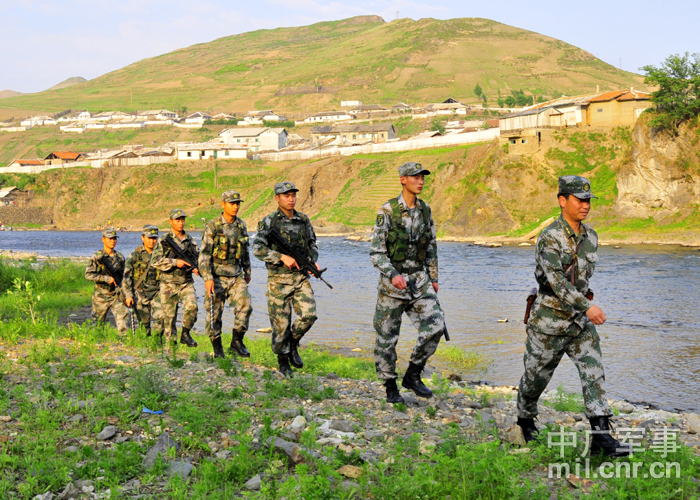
left=107, top=119, right=146, bottom=130
left=218, top=127, right=287, bottom=151
left=60, top=124, right=86, bottom=133
left=92, top=111, right=133, bottom=122
left=302, top=111, right=353, bottom=124
left=341, top=100, right=362, bottom=107
left=177, top=142, right=248, bottom=160
left=137, top=109, right=178, bottom=121
left=20, top=116, right=56, bottom=127
left=242, top=110, right=285, bottom=125
left=212, top=113, right=236, bottom=121
left=185, top=112, right=212, bottom=124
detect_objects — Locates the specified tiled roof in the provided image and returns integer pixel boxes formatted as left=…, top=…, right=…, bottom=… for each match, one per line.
left=48, top=151, right=82, bottom=160
left=12, top=159, right=44, bottom=165
left=590, top=89, right=652, bottom=102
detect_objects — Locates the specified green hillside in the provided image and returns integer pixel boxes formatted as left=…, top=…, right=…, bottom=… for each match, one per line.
left=0, top=16, right=645, bottom=115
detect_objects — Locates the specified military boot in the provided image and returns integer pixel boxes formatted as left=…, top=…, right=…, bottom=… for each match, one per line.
left=589, top=416, right=632, bottom=457
left=289, top=337, right=304, bottom=369
left=277, top=354, right=294, bottom=378
left=384, top=379, right=405, bottom=404
left=211, top=337, right=225, bottom=359
left=401, top=362, right=433, bottom=398
left=517, top=417, right=540, bottom=443
left=179, top=327, right=198, bottom=347
left=229, top=331, right=250, bottom=357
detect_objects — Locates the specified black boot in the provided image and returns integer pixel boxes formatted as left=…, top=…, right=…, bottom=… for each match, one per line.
left=401, top=362, right=433, bottom=398
left=180, top=327, right=198, bottom=347
left=517, top=417, right=540, bottom=443
left=229, top=331, right=251, bottom=357
left=384, top=379, right=405, bottom=404
left=211, top=337, right=225, bottom=359
left=277, top=354, right=294, bottom=378
left=289, top=337, right=304, bottom=369
left=589, top=416, right=632, bottom=457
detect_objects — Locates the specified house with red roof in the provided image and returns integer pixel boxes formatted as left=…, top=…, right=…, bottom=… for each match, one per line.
left=43, top=151, right=86, bottom=165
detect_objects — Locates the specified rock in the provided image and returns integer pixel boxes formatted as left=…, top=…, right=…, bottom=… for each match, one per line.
left=684, top=413, right=700, bottom=434
left=64, top=446, right=79, bottom=453
left=67, top=414, right=84, bottom=423
left=337, top=464, right=363, bottom=479
left=502, top=425, right=526, bottom=446
left=118, top=479, right=141, bottom=492
left=33, top=493, right=54, bottom=500
left=114, top=355, right=137, bottom=363
left=57, top=483, right=80, bottom=499
left=330, top=420, right=353, bottom=433
left=364, top=430, right=384, bottom=440
left=620, top=403, right=635, bottom=414
left=359, top=450, right=379, bottom=464
left=143, top=432, right=180, bottom=469
left=245, top=474, right=262, bottom=491
left=441, top=414, right=460, bottom=425
left=115, top=436, right=130, bottom=444
left=436, top=400, right=450, bottom=411
left=639, top=418, right=657, bottom=429
left=77, top=401, right=87, bottom=409
left=74, top=480, right=94, bottom=490
left=215, top=450, right=231, bottom=459
left=254, top=391, right=268, bottom=398
left=281, top=409, right=301, bottom=418
left=325, top=372, right=339, bottom=380
left=169, top=460, right=194, bottom=479
left=266, top=436, right=319, bottom=464
left=96, top=425, right=117, bottom=441
left=419, top=441, right=437, bottom=455
left=467, top=401, right=483, bottom=410
left=316, top=437, right=342, bottom=447
left=289, top=415, right=307, bottom=435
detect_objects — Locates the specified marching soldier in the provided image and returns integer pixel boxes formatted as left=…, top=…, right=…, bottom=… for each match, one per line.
left=151, top=209, right=199, bottom=348
left=199, top=191, right=253, bottom=359
left=516, top=175, right=631, bottom=457
left=123, top=225, right=164, bottom=338
left=84, top=229, right=129, bottom=335
left=253, top=181, right=319, bottom=377
left=370, top=162, right=447, bottom=404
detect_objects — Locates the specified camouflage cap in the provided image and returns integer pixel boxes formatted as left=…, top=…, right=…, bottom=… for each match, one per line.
left=222, top=190, right=244, bottom=203
left=558, top=175, right=598, bottom=200
left=102, top=229, right=118, bottom=239
left=142, top=224, right=159, bottom=238
left=398, top=161, right=431, bottom=177
left=274, top=181, right=299, bottom=195
left=169, top=208, right=187, bottom=219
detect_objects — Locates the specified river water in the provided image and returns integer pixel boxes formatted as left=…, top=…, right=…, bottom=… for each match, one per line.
left=1, top=231, right=699, bottom=412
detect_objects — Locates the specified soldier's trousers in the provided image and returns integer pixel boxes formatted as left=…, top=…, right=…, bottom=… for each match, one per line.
left=373, top=289, right=446, bottom=381
left=266, top=272, right=317, bottom=355
left=135, top=290, right=164, bottom=336
left=204, top=275, right=252, bottom=340
left=159, top=281, right=198, bottom=341
left=516, top=323, right=611, bottom=419
left=91, top=289, right=129, bottom=336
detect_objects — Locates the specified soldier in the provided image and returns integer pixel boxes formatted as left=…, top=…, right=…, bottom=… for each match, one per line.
left=84, top=228, right=130, bottom=335
left=253, top=181, right=319, bottom=377
left=123, top=225, right=164, bottom=339
left=151, top=209, right=200, bottom=348
left=370, top=162, right=447, bottom=404
left=199, top=191, right=253, bottom=359
left=516, top=175, right=631, bottom=457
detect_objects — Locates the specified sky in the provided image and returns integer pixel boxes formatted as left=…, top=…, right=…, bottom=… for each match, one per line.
left=1, top=0, right=697, bottom=93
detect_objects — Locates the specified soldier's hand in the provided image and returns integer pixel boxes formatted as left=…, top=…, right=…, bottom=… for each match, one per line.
left=432, top=282, right=439, bottom=293
left=281, top=255, right=300, bottom=269
left=107, top=277, right=116, bottom=286
left=586, top=305, right=606, bottom=325
left=391, top=275, right=407, bottom=290
left=176, top=259, right=191, bottom=268
left=193, top=269, right=200, bottom=277
left=205, top=280, right=215, bottom=296
left=125, top=297, right=134, bottom=307
left=315, top=263, right=321, bottom=271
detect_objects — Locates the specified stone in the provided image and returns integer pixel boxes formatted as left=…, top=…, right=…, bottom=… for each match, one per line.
left=96, top=425, right=117, bottom=441
left=620, top=403, right=635, bottom=414
left=77, top=401, right=87, bottom=409
left=316, top=437, right=342, bottom=447
left=684, top=413, right=700, bottom=434
left=245, top=474, right=262, bottom=491
left=289, top=416, right=307, bottom=435
left=169, top=460, right=194, bottom=479
left=114, top=355, right=137, bottom=363
left=330, top=420, right=353, bottom=433
left=57, top=483, right=80, bottom=499
left=281, top=409, right=301, bottom=418
left=419, top=440, right=437, bottom=455
left=143, top=432, right=180, bottom=469
left=639, top=419, right=657, bottom=429
left=337, top=464, right=363, bottom=479
left=68, top=414, right=84, bottom=423
left=33, top=493, right=54, bottom=500
left=266, top=436, right=319, bottom=464
left=215, top=450, right=231, bottom=460
left=119, top=479, right=141, bottom=492
left=441, top=414, right=460, bottom=425
left=64, top=446, right=79, bottom=453
left=502, top=425, right=526, bottom=446
left=254, top=391, right=268, bottom=398
left=325, top=372, right=339, bottom=380
left=467, top=401, right=483, bottom=410
left=74, top=480, right=94, bottom=490
left=359, top=450, right=379, bottom=464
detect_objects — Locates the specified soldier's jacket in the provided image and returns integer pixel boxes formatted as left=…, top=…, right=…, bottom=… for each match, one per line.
left=85, top=250, right=125, bottom=294
left=370, top=193, right=438, bottom=300
left=199, top=213, right=251, bottom=282
left=253, top=208, right=318, bottom=276
left=123, top=246, right=160, bottom=301
left=151, top=230, right=199, bottom=285
left=528, top=214, right=597, bottom=336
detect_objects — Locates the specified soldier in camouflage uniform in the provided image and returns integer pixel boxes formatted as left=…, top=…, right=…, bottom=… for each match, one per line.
left=516, top=175, right=631, bottom=457
left=370, top=162, right=447, bottom=404
left=152, top=209, right=200, bottom=348
left=84, top=229, right=129, bottom=335
left=123, top=225, right=164, bottom=338
left=199, top=191, right=253, bottom=359
left=253, top=181, right=319, bottom=377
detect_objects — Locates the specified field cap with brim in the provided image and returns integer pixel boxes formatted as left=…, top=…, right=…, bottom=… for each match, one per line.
left=142, top=225, right=159, bottom=238
left=558, top=175, right=598, bottom=200
left=102, top=229, right=118, bottom=239
left=169, top=208, right=187, bottom=219
left=398, top=162, right=431, bottom=177
left=222, top=190, right=244, bottom=203
left=274, top=181, right=299, bottom=195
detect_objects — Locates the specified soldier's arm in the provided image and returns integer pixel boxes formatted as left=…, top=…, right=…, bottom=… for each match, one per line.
left=84, top=255, right=109, bottom=284
left=537, top=234, right=591, bottom=312
left=252, top=218, right=283, bottom=263
left=425, top=210, right=439, bottom=284
left=151, top=241, right=177, bottom=271
left=241, top=221, right=252, bottom=278
left=198, top=224, right=215, bottom=282
left=122, top=252, right=136, bottom=300
left=369, top=206, right=400, bottom=279
left=306, top=218, right=319, bottom=262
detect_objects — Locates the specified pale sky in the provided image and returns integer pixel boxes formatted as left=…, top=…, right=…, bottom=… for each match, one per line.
left=1, top=0, right=697, bottom=93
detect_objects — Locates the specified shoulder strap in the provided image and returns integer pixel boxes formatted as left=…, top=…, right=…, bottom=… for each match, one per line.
left=418, top=199, right=431, bottom=227
left=387, top=198, right=403, bottom=226
left=134, top=249, right=154, bottom=290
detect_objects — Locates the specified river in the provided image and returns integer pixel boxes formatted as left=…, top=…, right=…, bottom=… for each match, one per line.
left=1, top=231, right=699, bottom=412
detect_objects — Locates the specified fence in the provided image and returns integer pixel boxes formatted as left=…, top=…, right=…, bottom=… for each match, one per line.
left=1, top=155, right=176, bottom=174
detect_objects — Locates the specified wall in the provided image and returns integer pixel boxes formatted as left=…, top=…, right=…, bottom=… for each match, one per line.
left=0, top=155, right=176, bottom=174
left=0, top=206, right=53, bottom=226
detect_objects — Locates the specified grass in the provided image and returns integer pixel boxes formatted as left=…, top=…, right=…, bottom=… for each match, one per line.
left=432, top=345, right=490, bottom=373
left=543, top=385, right=586, bottom=413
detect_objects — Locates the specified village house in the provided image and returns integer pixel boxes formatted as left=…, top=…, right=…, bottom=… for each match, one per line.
left=310, top=123, right=396, bottom=146
left=184, top=112, right=212, bottom=124
left=242, top=110, right=286, bottom=125
left=20, top=116, right=57, bottom=127
left=137, top=109, right=178, bottom=121
left=347, top=105, right=387, bottom=117
left=212, top=113, right=236, bottom=121
left=107, top=119, right=146, bottom=130
left=218, top=127, right=288, bottom=151
left=59, top=124, right=87, bottom=133
left=57, top=111, right=91, bottom=123
left=5, top=159, right=44, bottom=169
left=0, top=186, right=33, bottom=207
left=341, top=100, right=362, bottom=107
left=302, top=111, right=353, bottom=124
left=392, top=102, right=413, bottom=112
left=92, top=111, right=133, bottom=122
left=587, top=89, right=652, bottom=127
left=43, top=151, right=85, bottom=166
left=177, top=142, right=248, bottom=161
left=424, top=102, right=469, bottom=115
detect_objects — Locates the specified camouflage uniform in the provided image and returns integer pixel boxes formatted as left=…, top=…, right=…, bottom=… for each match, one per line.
left=123, top=231, right=163, bottom=336
left=517, top=176, right=611, bottom=419
left=152, top=227, right=199, bottom=342
left=199, top=211, right=252, bottom=341
left=84, top=248, right=130, bottom=335
left=253, top=203, right=318, bottom=356
left=370, top=186, right=446, bottom=382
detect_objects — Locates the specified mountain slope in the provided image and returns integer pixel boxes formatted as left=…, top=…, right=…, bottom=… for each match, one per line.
left=47, top=77, right=88, bottom=91
left=0, top=16, right=645, bottom=113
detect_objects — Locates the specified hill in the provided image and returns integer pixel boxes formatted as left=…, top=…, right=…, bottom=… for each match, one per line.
left=0, top=90, right=22, bottom=100
left=0, top=16, right=646, bottom=114
left=47, top=76, right=88, bottom=91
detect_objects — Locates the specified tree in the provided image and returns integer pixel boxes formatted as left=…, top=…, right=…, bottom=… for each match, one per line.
left=430, top=119, right=445, bottom=134
left=474, top=83, right=483, bottom=97
left=642, top=52, right=700, bottom=133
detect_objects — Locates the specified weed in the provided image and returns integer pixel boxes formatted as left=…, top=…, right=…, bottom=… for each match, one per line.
left=544, top=385, right=586, bottom=413
left=130, top=364, right=172, bottom=410
left=433, top=345, right=490, bottom=372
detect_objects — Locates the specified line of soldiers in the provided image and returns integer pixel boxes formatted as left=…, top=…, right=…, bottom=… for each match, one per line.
left=84, top=166, right=630, bottom=458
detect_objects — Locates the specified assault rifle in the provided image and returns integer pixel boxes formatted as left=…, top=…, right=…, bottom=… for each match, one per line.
left=267, top=227, right=333, bottom=289
left=99, top=254, right=137, bottom=335
left=161, top=234, right=199, bottom=273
